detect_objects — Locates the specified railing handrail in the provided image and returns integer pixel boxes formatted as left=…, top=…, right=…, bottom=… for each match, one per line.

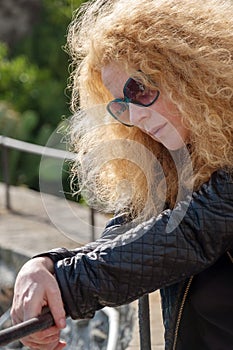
left=0, top=135, right=74, bottom=160
left=0, top=134, right=96, bottom=240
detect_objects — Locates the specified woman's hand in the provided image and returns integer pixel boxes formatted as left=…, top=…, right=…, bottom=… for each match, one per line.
left=11, top=257, right=67, bottom=349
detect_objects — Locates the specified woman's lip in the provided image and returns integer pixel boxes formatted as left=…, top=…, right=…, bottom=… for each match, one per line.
left=148, top=123, right=167, bottom=138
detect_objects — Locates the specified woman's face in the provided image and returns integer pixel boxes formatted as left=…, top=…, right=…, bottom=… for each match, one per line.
left=101, top=62, right=190, bottom=150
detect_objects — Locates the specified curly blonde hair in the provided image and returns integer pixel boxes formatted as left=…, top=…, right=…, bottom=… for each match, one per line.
left=67, top=0, right=233, bottom=218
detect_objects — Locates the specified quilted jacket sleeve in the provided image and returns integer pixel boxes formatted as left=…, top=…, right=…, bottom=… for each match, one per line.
left=49, top=170, right=233, bottom=319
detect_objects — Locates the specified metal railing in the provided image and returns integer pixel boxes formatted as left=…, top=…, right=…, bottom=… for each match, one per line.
left=0, top=135, right=96, bottom=242
left=0, top=135, right=152, bottom=350
left=0, top=135, right=73, bottom=206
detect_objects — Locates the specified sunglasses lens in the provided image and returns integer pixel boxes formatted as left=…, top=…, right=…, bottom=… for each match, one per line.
left=108, top=101, right=132, bottom=126
left=125, top=78, right=158, bottom=106
left=106, top=77, right=159, bottom=126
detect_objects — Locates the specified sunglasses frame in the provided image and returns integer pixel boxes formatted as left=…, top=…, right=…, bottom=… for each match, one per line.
left=106, top=77, right=160, bottom=126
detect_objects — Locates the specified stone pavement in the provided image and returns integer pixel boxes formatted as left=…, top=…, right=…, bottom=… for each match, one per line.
left=0, top=183, right=164, bottom=349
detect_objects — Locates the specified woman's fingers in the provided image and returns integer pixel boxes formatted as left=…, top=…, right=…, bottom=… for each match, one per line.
left=21, top=275, right=66, bottom=330
left=21, top=338, right=66, bottom=350
left=11, top=257, right=67, bottom=349
left=45, top=283, right=67, bottom=329
left=26, top=326, right=61, bottom=342
left=18, top=325, right=66, bottom=349
left=16, top=258, right=66, bottom=330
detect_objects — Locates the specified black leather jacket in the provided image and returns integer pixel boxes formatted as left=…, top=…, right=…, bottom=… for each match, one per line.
left=42, top=170, right=233, bottom=349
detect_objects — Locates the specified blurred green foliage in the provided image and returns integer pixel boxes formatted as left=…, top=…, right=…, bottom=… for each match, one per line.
left=0, top=0, right=84, bottom=194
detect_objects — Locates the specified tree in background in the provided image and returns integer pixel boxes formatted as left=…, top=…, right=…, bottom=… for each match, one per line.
left=0, top=0, right=84, bottom=194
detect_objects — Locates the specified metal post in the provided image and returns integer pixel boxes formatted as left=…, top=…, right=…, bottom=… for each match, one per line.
left=138, top=294, right=151, bottom=350
left=1, top=144, right=11, bottom=210
left=90, top=207, right=95, bottom=241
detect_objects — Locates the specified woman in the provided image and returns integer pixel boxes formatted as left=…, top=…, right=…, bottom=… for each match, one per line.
left=11, top=0, right=233, bottom=349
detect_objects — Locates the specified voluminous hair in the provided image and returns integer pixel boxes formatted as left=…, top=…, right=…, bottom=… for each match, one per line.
left=67, top=0, right=233, bottom=219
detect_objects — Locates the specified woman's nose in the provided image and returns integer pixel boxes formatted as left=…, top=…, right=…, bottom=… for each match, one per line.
left=129, top=103, right=149, bottom=127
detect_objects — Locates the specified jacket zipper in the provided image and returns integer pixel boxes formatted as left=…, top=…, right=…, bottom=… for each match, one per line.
left=227, top=251, right=233, bottom=263
left=172, top=276, right=194, bottom=350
